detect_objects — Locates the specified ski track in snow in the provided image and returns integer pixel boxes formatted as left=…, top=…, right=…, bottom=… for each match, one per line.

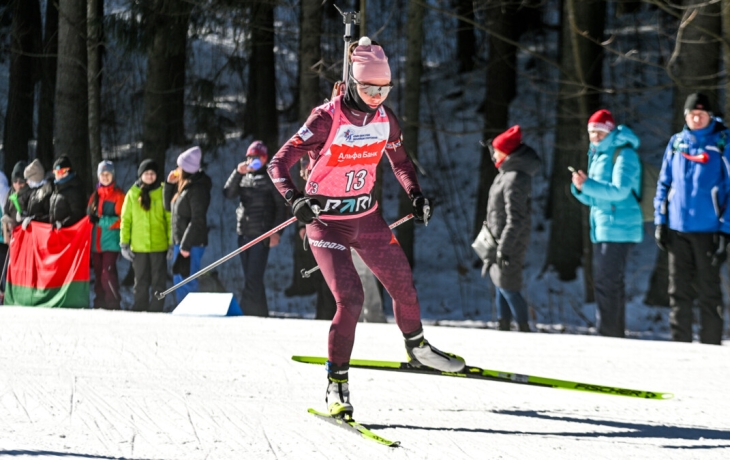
left=0, top=307, right=729, bottom=459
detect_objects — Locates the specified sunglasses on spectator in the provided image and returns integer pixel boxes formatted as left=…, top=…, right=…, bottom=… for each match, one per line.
left=351, top=76, right=393, bottom=98
left=54, top=167, right=70, bottom=175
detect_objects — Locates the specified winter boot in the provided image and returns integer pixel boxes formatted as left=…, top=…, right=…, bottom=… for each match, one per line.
left=404, top=327, right=465, bottom=372
left=517, top=322, right=532, bottom=333
left=498, top=318, right=511, bottom=331
left=325, top=361, right=353, bottom=418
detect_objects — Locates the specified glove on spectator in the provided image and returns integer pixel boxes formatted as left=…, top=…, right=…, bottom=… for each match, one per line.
left=655, top=224, right=668, bottom=252
left=120, top=244, right=135, bottom=262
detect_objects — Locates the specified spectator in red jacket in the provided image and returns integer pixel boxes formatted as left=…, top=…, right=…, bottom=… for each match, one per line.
left=87, top=161, right=126, bottom=310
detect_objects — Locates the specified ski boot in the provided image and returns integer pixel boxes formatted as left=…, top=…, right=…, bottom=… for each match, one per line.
left=404, top=327, right=465, bottom=372
left=517, top=322, right=532, bottom=333
left=325, top=361, right=353, bottom=418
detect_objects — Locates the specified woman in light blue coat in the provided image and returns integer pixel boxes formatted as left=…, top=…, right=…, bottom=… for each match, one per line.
left=571, top=109, right=643, bottom=338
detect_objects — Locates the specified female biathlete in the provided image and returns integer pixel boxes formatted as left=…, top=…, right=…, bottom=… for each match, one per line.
left=268, top=37, right=465, bottom=417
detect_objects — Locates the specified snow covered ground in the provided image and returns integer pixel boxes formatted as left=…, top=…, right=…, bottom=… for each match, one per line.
left=1, top=307, right=729, bottom=459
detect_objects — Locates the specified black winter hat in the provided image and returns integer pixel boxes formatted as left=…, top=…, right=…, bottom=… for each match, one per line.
left=53, top=155, right=73, bottom=171
left=137, top=158, right=159, bottom=178
left=684, top=93, right=712, bottom=114
left=11, top=160, right=27, bottom=182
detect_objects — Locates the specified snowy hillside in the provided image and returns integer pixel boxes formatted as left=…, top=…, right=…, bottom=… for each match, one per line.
left=0, top=307, right=728, bottom=459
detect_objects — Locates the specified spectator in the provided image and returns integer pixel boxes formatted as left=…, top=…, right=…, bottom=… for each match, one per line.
left=223, top=140, right=288, bottom=316
left=87, top=161, right=125, bottom=310
left=2, top=161, right=30, bottom=242
left=571, top=110, right=642, bottom=338
left=484, top=126, right=540, bottom=332
left=120, top=159, right=171, bottom=312
left=23, top=159, right=53, bottom=226
left=49, top=155, right=86, bottom=229
left=0, top=170, right=9, bottom=281
left=164, top=146, right=212, bottom=304
left=654, top=93, right=730, bottom=345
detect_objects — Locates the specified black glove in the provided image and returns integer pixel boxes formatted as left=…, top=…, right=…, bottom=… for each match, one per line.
left=291, top=195, right=321, bottom=224
left=712, top=233, right=729, bottom=266
left=654, top=224, right=668, bottom=252
left=496, top=251, right=510, bottom=269
left=410, top=192, right=433, bottom=224
left=88, top=214, right=99, bottom=225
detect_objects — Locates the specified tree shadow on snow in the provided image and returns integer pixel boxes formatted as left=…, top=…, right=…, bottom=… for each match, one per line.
left=367, top=409, right=730, bottom=448
left=0, top=450, right=154, bottom=459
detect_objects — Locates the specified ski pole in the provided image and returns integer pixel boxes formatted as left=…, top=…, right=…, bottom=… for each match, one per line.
left=300, top=213, right=414, bottom=279
left=155, top=216, right=297, bottom=300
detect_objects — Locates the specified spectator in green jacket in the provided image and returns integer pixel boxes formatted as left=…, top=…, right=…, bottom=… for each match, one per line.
left=120, top=159, right=172, bottom=312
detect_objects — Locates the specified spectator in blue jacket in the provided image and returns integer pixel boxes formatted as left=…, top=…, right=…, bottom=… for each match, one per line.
left=571, top=109, right=643, bottom=338
left=654, top=93, right=730, bottom=345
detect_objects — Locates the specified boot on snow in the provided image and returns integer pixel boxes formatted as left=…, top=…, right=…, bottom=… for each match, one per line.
left=404, top=328, right=465, bottom=372
left=325, top=361, right=353, bottom=417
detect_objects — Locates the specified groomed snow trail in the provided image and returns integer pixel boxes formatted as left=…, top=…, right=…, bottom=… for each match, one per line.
left=0, top=307, right=728, bottom=459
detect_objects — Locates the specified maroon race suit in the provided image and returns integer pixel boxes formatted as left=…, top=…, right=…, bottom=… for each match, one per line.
left=268, top=95, right=425, bottom=365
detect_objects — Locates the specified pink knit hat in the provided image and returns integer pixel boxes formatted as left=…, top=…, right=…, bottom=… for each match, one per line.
left=351, top=37, right=391, bottom=83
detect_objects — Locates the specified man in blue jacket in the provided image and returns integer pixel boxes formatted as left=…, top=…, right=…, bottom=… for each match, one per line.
left=572, top=109, right=643, bottom=338
left=654, top=93, right=730, bottom=345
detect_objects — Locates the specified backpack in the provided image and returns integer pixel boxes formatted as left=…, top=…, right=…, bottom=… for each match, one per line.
left=612, top=148, right=659, bottom=222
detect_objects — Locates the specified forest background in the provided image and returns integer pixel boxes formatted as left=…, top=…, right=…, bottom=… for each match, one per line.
left=0, top=0, right=727, bottom=329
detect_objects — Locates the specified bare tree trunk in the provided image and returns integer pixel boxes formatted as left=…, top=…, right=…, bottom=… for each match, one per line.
left=669, top=0, right=721, bottom=132
left=87, top=0, right=102, bottom=168
left=285, top=0, right=323, bottom=297
left=724, top=0, right=730, bottom=118
left=166, top=2, right=191, bottom=146
left=142, top=0, right=192, bottom=167
left=37, top=0, right=58, bottom=168
left=455, top=0, right=475, bottom=73
left=545, top=0, right=605, bottom=288
left=397, top=0, right=424, bottom=267
left=55, top=0, right=90, bottom=191
left=4, top=0, right=41, bottom=176
left=473, top=2, right=518, bottom=238
left=244, top=1, right=278, bottom=152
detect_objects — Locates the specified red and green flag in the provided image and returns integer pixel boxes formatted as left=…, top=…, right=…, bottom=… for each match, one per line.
left=5, top=217, right=93, bottom=308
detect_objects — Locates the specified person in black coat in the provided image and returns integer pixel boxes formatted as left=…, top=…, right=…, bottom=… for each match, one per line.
left=484, top=126, right=541, bottom=332
left=49, top=156, right=87, bottom=229
left=2, top=161, right=31, bottom=241
left=223, top=140, right=288, bottom=316
left=164, top=146, right=212, bottom=304
left=22, top=159, right=54, bottom=227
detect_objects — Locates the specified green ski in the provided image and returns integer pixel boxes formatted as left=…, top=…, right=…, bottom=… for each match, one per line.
left=293, top=356, right=673, bottom=400
left=308, top=408, right=400, bottom=447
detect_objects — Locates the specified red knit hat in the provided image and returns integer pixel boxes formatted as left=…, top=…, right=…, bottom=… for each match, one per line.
left=587, top=109, right=615, bottom=133
left=246, top=140, right=268, bottom=159
left=492, top=125, right=522, bottom=155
